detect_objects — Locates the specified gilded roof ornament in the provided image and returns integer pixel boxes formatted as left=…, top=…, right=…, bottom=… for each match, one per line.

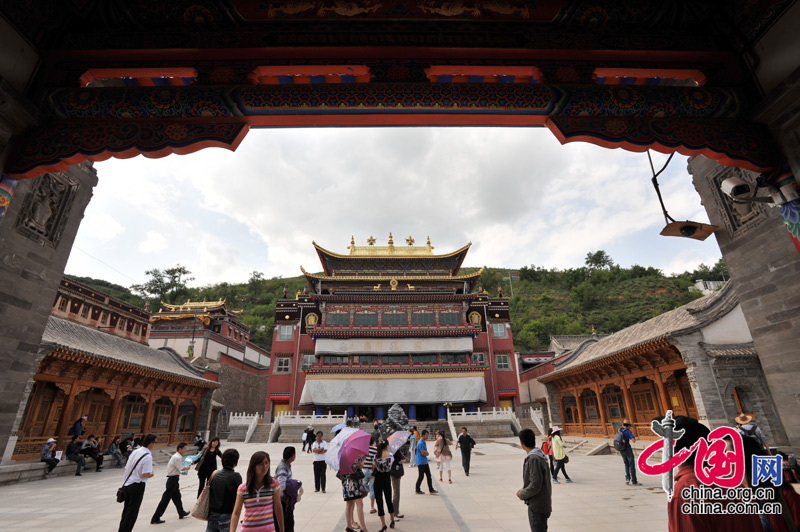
left=367, top=236, right=376, bottom=246
left=406, top=236, right=415, bottom=246
left=388, top=232, right=394, bottom=245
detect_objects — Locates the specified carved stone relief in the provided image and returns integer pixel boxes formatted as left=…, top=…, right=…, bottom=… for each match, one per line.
left=15, top=172, right=79, bottom=248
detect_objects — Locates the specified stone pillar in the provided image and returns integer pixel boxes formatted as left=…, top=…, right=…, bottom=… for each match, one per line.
left=0, top=159, right=97, bottom=463
left=670, top=333, right=728, bottom=428
left=689, top=156, right=800, bottom=452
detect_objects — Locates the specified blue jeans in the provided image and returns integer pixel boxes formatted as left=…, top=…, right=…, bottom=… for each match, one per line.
left=205, top=513, right=231, bottom=532
left=362, top=468, right=376, bottom=500
left=621, top=448, right=638, bottom=483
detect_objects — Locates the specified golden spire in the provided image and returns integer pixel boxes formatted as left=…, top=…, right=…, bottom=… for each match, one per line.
left=426, top=236, right=434, bottom=251
left=348, top=235, right=355, bottom=252
left=406, top=236, right=415, bottom=246
left=367, top=236, right=376, bottom=245
left=388, top=232, right=395, bottom=251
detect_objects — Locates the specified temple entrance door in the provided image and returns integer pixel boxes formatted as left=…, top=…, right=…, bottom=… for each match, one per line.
left=415, top=405, right=435, bottom=421
left=273, top=403, right=289, bottom=418
left=499, top=399, right=513, bottom=411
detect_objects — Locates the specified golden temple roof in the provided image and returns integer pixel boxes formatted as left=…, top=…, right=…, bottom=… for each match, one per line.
left=159, top=299, right=242, bottom=314
left=313, top=235, right=471, bottom=259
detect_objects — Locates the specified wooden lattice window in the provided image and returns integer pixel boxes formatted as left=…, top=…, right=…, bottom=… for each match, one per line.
left=382, top=313, right=407, bottom=326
left=80, top=304, right=90, bottom=319
left=121, top=396, right=147, bottom=431
left=151, top=399, right=172, bottom=430
left=439, top=312, right=462, bottom=325
left=603, top=387, right=625, bottom=420
left=57, top=297, right=68, bottom=312
left=326, top=313, right=349, bottom=326
left=411, top=312, right=435, bottom=326
left=353, top=313, right=378, bottom=327
left=582, top=393, right=599, bottom=420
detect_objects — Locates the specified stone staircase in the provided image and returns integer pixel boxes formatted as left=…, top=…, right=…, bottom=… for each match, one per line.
left=518, top=417, right=544, bottom=436
left=249, top=421, right=271, bottom=442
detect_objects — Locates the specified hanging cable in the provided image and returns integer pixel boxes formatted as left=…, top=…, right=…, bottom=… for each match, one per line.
left=648, top=150, right=676, bottom=225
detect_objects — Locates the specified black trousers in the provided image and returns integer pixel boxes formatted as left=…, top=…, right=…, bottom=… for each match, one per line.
left=152, top=475, right=185, bottom=520
left=197, top=471, right=212, bottom=498
left=461, top=449, right=471, bottom=475
left=118, top=482, right=146, bottom=532
left=374, top=472, right=394, bottom=517
left=415, top=464, right=434, bottom=492
left=283, top=498, right=295, bottom=532
left=313, top=460, right=327, bottom=491
left=67, top=453, right=86, bottom=474
left=41, top=458, right=59, bottom=473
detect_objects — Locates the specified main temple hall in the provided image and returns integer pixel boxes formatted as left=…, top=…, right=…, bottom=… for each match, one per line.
left=265, top=235, right=520, bottom=422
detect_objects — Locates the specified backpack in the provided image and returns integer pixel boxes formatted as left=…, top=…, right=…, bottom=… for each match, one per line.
left=542, top=440, right=552, bottom=455
left=613, top=428, right=628, bottom=452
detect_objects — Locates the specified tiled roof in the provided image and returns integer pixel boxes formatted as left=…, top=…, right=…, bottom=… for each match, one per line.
left=549, top=334, right=609, bottom=354
left=42, top=316, right=215, bottom=385
left=545, top=283, right=737, bottom=378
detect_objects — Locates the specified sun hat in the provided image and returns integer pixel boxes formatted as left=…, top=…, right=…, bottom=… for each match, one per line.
left=550, top=426, right=563, bottom=432
left=735, top=413, right=754, bottom=425
left=46, top=438, right=56, bottom=443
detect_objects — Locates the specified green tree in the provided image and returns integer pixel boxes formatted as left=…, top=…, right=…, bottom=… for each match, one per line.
left=131, top=264, right=194, bottom=304
left=585, top=250, right=614, bottom=270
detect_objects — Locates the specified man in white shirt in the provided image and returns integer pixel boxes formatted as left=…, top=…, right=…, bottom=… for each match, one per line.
left=150, top=442, right=192, bottom=524
left=118, top=433, right=156, bottom=532
left=311, top=431, right=328, bottom=493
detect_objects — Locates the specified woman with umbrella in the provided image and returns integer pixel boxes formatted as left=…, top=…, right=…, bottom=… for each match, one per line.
left=341, top=456, right=370, bottom=532
left=372, top=439, right=396, bottom=531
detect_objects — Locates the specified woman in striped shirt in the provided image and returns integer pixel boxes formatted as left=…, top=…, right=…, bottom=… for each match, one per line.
left=231, top=451, right=284, bottom=532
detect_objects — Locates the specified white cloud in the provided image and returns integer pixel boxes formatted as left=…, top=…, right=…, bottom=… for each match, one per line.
left=79, top=212, right=125, bottom=242
left=67, top=128, right=722, bottom=287
left=138, top=232, right=168, bottom=254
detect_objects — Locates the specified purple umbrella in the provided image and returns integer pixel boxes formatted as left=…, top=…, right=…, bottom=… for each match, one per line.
left=338, top=429, right=371, bottom=476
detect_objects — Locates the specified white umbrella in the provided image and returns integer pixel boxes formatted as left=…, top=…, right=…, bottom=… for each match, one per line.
left=386, top=431, right=411, bottom=456
left=325, top=427, right=358, bottom=472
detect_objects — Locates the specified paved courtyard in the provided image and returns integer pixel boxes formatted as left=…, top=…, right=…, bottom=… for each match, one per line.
left=1, top=438, right=671, bottom=532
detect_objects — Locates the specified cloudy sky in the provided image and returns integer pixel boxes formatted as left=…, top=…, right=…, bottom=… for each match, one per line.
left=64, top=127, right=722, bottom=288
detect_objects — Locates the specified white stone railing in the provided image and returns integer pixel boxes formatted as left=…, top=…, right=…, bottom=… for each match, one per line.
left=448, top=406, right=521, bottom=427
left=229, top=412, right=260, bottom=426
left=445, top=410, right=458, bottom=442
left=273, top=411, right=346, bottom=426
left=268, top=417, right=281, bottom=443
left=244, top=413, right=262, bottom=444
left=529, top=407, right=546, bottom=435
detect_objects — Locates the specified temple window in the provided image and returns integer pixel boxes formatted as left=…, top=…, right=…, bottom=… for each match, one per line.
left=57, top=297, right=68, bottom=312
left=133, top=323, right=141, bottom=335
left=354, top=355, right=378, bottom=366
left=151, top=398, right=172, bottom=430
left=441, top=354, right=461, bottom=364
left=583, top=393, right=599, bottom=420
left=353, top=313, right=378, bottom=327
left=603, top=387, right=625, bottom=419
left=275, top=357, right=291, bottom=374
left=413, top=354, right=437, bottom=364
left=302, top=355, right=316, bottom=370
left=121, top=396, right=147, bottom=431
left=472, top=352, right=486, bottom=365
left=326, top=313, right=349, bottom=326
left=383, top=355, right=409, bottom=365
left=496, top=354, right=510, bottom=370
left=382, top=312, right=407, bottom=327
left=278, top=325, right=293, bottom=341
left=99, top=312, right=108, bottom=325
left=732, top=387, right=753, bottom=415
left=118, top=318, right=125, bottom=330
left=80, top=304, right=90, bottom=319
left=491, top=323, right=508, bottom=339
left=439, top=312, right=462, bottom=325
left=411, top=312, right=435, bottom=326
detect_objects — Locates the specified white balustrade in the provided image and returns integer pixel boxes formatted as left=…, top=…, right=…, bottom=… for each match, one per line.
left=229, top=412, right=260, bottom=426
left=272, top=411, right=347, bottom=426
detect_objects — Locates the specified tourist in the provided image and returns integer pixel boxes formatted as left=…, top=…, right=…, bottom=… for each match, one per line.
left=664, top=415, right=761, bottom=532
left=342, top=455, right=369, bottom=532
left=150, top=442, right=192, bottom=524
left=414, top=430, right=437, bottom=494
left=455, top=427, right=475, bottom=476
left=120, top=436, right=133, bottom=460
left=306, top=427, right=315, bottom=453
left=274, top=446, right=297, bottom=532
left=65, top=434, right=87, bottom=476
left=389, top=444, right=407, bottom=520
left=541, top=429, right=555, bottom=479
left=40, top=438, right=58, bottom=477
left=193, top=434, right=206, bottom=453
left=67, top=414, right=87, bottom=437
left=409, top=428, right=417, bottom=468
left=735, top=413, right=770, bottom=451
left=196, top=437, right=222, bottom=498
left=616, top=420, right=642, bottom=486
left=550, top=426, right=572, bottom=483
left=311, top=431, right=328, bottom=493
left=118, top=433, right=156, bottom=532
left=433, top=430, right=453, bottom=483
left=516, top=428, right=552, bottom=532
left=81, top=434, right=104, bottom=471
left=108, top=436, right=124, bottom=468
left=373, top=439, right=396, bottom=531
left=207, top=448, right=242, bottom=532
left=363, top=434, right=378, bottom=514
left=231, top=451, right=283, bottom=532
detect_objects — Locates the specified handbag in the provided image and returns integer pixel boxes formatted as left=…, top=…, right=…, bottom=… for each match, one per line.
left=116, top=454, right=146, bottom=503
left=191, top=470, right=217, bottom=520
left=563, top=454, right=570, bottom=464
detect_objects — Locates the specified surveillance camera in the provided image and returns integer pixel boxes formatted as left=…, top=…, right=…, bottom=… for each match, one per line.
left=720, top=177, right=752, bottom=199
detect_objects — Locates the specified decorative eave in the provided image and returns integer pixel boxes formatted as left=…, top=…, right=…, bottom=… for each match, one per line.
left=539, top=336, right=674, bottom=384
left=310, top=293, right=477, bottom=303
left=151, top=313, right=213, bottom=326
left=305, top=367, right=487, bottom=376
left=300, top=265, right=484, bottom=282
left=310, top=326, right=481, bottom=340
left=46, top=346, right=219, bottom=388
left=160, top=299, right=243, bottom=315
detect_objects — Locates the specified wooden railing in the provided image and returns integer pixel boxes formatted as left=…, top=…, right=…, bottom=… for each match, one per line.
left=582, top=423, right=607, bottom=437
left=13, top=436, right=53, bottom=460
left=562, top=423, right=582, bottom=436
left=170, top=432, right=196, bottom=445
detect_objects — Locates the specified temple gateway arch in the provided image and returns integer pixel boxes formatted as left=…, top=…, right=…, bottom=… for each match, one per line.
left=0, top=2, right=799, bottom=461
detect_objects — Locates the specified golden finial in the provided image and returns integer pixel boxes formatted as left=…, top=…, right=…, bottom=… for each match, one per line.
left=367, top=236, right=376, bottom=245
left=388, top=232, right=394, bottom=245
left=426, top=236, right=434, bottom=251
left=350, top=235, right=355, bottom=246
left=591, top=324, right=597, bottom=334
left=406, top=236, right=415, bottom=246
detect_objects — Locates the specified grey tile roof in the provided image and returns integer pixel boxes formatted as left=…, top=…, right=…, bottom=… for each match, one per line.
left=702, top=343, right=757, bottom=358
left=42, top=316, right=216, bottom=385
left=545, top=284, right=737, bottom=378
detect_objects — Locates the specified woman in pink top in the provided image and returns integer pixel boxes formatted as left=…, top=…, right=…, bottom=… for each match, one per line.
left=231, top=451, right=284, bottom=532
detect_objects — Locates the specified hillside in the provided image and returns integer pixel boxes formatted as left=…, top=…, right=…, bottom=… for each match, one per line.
left=69, top=258, right=726, bottom=353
